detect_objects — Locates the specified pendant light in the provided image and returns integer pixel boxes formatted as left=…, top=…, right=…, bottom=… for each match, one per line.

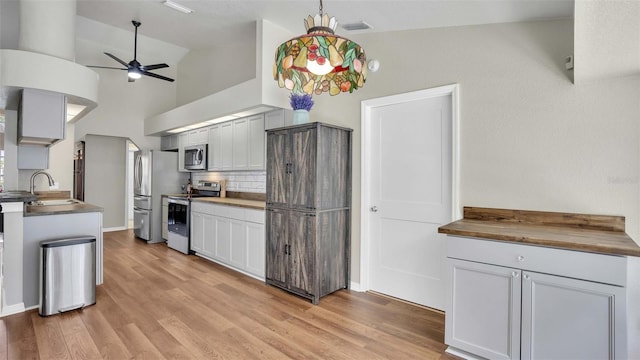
left=273, top=0, right=368, bottom=96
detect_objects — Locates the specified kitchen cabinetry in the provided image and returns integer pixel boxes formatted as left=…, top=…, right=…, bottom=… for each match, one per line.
left=232, top=118, right=248, bottom=169
left=207, top=125, right=221, bottom=171
left=207, top=114, right=265, bottom=171
left=177, top=133, right=188, bottom=172
left=445, top=235, right=627, bottom=360
left=221, top=122, right=233, bottom=170
left=17, top=145, right=49, bottom=170
left=264, top=109, right=294, bottom=130
left=265, top=123, right=352, bottom=304
left=18, top=88, right=66, bottom=145
left=188, top=128, right=208, bottom=145
left=161, top=134, right=179, bottom=151
left=233, top=114, right=266, bottom=170
left=190, top=202, right=265, bottom=280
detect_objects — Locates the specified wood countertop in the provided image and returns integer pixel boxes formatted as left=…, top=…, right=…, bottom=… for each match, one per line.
left=190, top=197, right=265, bottom=210
left=438, top=207, right=640, bottom=257
left=24, top=202, right=103, bottom=217
left=164, top=191, right=266, bottom=210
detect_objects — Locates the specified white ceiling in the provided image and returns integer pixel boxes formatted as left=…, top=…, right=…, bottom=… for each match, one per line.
left=76, top=0, right=575, bottom=50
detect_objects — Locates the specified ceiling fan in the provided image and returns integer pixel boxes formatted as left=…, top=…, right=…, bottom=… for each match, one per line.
left=87, top=20, right=174, bottom=83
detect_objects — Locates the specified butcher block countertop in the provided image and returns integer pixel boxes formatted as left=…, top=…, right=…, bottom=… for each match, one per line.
left=165, top=191, right=266, bottom=210
left=191, top=197, right=265, bottom=210
left=438, top=207, right=640, bottom=257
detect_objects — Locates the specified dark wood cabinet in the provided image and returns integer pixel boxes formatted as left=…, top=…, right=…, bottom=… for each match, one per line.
left=265, top=122, right=352, bottom=304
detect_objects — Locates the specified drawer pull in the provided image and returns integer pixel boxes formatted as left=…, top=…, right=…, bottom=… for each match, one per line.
left=517, top=255, right=525, bottom=262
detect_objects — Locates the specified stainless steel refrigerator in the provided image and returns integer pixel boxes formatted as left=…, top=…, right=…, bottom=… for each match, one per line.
left=133, top=150, right=189, bottom=243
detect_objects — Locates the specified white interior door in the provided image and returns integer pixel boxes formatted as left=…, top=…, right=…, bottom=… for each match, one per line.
left=364, top=87, right=455, bottom=310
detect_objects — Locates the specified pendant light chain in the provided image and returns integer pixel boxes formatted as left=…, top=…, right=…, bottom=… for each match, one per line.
left=319, top=0, right=323, bottom=16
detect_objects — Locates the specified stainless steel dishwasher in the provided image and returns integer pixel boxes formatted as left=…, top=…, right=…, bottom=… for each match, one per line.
left=39, top=236, right=96, bottom=316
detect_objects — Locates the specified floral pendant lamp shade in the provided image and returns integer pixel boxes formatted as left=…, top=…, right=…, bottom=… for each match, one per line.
left=273, top=0, right=367, bottom=96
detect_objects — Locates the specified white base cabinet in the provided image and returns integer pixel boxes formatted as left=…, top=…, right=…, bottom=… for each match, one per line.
left=446, top=236, right=627, bottom=360
left=191, top=202, right=265, bottom=280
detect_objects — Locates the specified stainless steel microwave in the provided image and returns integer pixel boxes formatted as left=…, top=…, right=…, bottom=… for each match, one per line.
left=184, top=144, right=207, bottom=170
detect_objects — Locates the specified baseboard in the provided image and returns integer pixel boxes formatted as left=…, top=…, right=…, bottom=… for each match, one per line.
left=1, top=302, right=25, bottom=317
left=445, top=346, right=484, bottom=360
left=350, top=281, right=363, bottom=292
left=103, top=226, right=128, bottom=232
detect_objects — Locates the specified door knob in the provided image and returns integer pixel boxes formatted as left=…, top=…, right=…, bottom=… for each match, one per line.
left=370, top=206, right=378, bottom=212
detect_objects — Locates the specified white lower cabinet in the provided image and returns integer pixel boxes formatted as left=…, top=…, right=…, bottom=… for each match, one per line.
left=446, top=236, right=627, bottom=360
left=191, top=202, right=265, bottom=280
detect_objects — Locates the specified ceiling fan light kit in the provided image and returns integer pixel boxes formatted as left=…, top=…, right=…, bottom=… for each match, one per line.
left=273, top=0, right=368, bottom=96
left=87, top=20, right=175, bottom=83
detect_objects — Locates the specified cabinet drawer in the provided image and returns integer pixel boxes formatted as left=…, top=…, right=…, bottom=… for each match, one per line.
left=191, top=201, right=249, bottom=221
left=191, top=201, right=217, bottom=215
left=245, top=209, right=265, bottom=224
left=447, top=236, right=627, bottom=286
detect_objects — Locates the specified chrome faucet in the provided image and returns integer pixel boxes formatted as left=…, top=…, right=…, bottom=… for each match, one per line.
left=30, top=171, right=56, bottom=194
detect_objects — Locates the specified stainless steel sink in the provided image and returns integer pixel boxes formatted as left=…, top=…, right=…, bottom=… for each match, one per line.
left=28, top=199, right=82, bottom=206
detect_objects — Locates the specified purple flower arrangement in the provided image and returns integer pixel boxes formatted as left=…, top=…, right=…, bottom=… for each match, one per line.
left=290, top=93, right=314, bottom=111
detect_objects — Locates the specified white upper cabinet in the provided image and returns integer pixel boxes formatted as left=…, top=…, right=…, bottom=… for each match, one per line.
left=188, top=128, right=208, bottom=145
left=264, top=109, right=293, bottom=130
left=221, top=122, right=234, bottom=171
left=247, top=114, right=266, bottom=170
left=232, top=118, right=249, bottom=169
left=19, top=88, right=66, bottom=146
left=208, top=125, right=222, bottom=171
left=178, top=133, right=189, bottom=172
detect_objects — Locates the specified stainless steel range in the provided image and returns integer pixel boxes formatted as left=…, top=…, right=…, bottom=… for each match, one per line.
left=166, top=181, right=225, bottom=254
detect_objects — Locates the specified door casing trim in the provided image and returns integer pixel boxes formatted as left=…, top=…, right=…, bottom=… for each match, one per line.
left=359, top=84, right=461, bottom=292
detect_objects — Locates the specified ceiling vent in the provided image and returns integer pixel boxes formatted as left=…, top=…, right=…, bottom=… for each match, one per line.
left=341, top=21, right=373, bottom=31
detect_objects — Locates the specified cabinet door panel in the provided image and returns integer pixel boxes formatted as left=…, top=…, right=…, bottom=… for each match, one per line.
left=247, top=115, right=265, bottom=170
left=202, top=213, right=216, bottom=257
left=208, top=126, right=222, bottom=170
left=446, top=258, right=521, bottom=360
left=229, top=219, right=247, bottom=269
left=521, top=271, right=626, bottom=360
left=246, top=222, right=265, bottom=278
left=266, top=130, right=290, bottom=208
left=191, top=212, right=204, bottom=252
left=178, top=133, right=188, bottom=172
left=288, top=212, right=316, bottom=295
left=233, top=118, right=248, bottom=169
left=221, top=122, right=234, bottom=170
left=290, top=127, right=317, bottom=210
left=265, top=209, right=288, bottom=287
left=214, top=216, right=230, bottom=262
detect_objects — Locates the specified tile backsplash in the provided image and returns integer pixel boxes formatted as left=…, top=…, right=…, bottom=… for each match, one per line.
left=192, top=171, right=266, bottom=193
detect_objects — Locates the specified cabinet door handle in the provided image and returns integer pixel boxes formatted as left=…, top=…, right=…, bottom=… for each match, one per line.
left=284, top=244, right=288, bottom=255
left=512, top=271, right=519, bottom=278
left=524, top=274, right=530, bottom=280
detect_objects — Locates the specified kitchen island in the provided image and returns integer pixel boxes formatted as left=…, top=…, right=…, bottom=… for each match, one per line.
left=1, top=192, right=103, bottom=315
left=438, top=207, right=640, bottom=360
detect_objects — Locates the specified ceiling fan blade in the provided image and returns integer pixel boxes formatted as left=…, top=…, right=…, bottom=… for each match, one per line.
left=104, top=52, right=129, bottom=67
left=142, top=63, right=169, bottom=71
left=86, top=65, right=127, bottom=70
left=142, top=71, right=175, bottom=82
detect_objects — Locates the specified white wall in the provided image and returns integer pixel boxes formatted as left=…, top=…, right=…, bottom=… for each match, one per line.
left=177, top=22, right=257, bottom=106
left=306, top=18, right=640, bottom=356
left=73, top=37, right=178, bottom=151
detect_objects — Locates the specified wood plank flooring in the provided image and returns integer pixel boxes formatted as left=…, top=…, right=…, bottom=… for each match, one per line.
left=1, top=229, right=456, bottom=359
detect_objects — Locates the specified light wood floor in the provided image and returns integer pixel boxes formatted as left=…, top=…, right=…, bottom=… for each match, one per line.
left=1, top=229, right=455, bottom=359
